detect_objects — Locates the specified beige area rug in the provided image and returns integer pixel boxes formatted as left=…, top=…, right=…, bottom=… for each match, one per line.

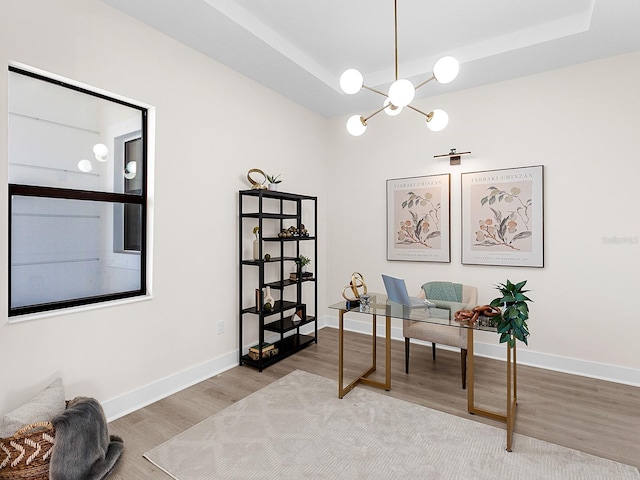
left=144, top=370, right=639, bottom=480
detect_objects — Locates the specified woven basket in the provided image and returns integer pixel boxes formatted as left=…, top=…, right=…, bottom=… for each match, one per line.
left=0, top=422, right=55, bottom=480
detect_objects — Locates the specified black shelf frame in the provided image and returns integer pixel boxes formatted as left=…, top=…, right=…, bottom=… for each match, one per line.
left=238, top=189, right=318, bottom=371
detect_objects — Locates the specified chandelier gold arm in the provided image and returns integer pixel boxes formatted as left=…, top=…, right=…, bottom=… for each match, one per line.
left=406, top=104, right=434, bottom=122
left=363, top=104, right=388, bottom=123
left=363, top=85, right=388, bottom=97
left=415, top=74, right=436, bottom=91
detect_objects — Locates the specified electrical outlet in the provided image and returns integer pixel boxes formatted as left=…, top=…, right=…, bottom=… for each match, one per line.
left=217, top=320, right=224, bottom=335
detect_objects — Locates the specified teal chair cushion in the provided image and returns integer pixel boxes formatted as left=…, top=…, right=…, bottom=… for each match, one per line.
left=421, top=281, right=463, bottom=302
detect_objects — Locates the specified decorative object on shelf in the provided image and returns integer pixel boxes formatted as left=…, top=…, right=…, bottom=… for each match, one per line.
left=434, top=148, right=471, bottom=166
left=252, top=226, right=261, bottom=260
left=247, top=168, right=267, bottom=190
left=387, top=174, right=451, bottom=262
left=489, top=280, right=532, bottom=347
left=292, top=309, right=304, bottom=325
left=295, top=255, right=311, bottom=273
left=255, top=289, right=263, bottom=312
left=339, top=0, right=459, bottom=136
left=266, top=174, right=282, bottom=191
left=461, top=166, right=544, bottom=267
left=277, top=225, right=310, bottom=238
left=263, top=286, right=275, bottom=311
left=341, top=272, right=368, bottom=302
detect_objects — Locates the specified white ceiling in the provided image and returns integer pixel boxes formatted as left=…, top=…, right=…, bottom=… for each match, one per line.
left=100, top=0, right=640, bottom=118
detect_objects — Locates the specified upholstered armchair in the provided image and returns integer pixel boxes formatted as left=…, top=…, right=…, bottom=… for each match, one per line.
left=403, top=281, right=478, bottom=389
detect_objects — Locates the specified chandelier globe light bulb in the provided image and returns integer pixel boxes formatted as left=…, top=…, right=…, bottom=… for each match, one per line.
left=388, top=79, right=415, bottom=107
left=93, top=143, right=109, bottom=161
left=340, top=69, right=364, bottom=94
left=383, top=99, right=403, bottom=116
left=433, top=56, right=459, bottom=84
left=346, top=114, right=367, bottom=136
left=426, top=109, right=449, bottom=132
left=78, top=159, right=93, bottom=172
left=124, top=161, right=137, bottom=180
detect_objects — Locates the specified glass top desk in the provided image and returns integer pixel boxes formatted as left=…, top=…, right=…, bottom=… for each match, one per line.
left=329, top=293, right=518, bottom=451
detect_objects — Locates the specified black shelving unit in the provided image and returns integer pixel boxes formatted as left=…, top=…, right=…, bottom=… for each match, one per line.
left=238, top=189, right=317, bottom=371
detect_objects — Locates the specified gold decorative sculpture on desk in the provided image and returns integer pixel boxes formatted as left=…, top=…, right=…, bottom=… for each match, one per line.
left=342, top=272, right=367, bottom=302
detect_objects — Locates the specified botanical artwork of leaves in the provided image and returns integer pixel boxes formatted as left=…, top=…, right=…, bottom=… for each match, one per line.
left=396, top=190, right=441, bottom=249
left=472, top=182, right=533, bottom=252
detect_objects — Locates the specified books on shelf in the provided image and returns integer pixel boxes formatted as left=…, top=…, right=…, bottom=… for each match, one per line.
left=248, top=343, right=279, bottom=361
left=249, top=342, right=275, bottom=354
left=289, top=271, right=314, bottom=281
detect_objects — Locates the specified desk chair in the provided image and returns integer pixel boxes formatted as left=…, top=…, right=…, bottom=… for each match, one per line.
left=403, top=281, right=478, bottom=389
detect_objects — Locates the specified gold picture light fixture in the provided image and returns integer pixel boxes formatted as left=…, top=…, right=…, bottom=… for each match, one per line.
left=340, top=0, right=460, bottom=136
left=434, top=148, right=471, bottom=165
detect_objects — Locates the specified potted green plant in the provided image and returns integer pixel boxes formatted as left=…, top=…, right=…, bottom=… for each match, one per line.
left=489, top=280, right=532, bottom=348
left=295, top=255, right=311, bottom=273
left=266, top=174, right=282, bottom=191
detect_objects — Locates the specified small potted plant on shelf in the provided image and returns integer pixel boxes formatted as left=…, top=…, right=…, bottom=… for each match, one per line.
left=290, top=255, right=312, bottom=282
left=295, top=255, right=311, bottom=272
left=489, top=280, right=532, bottom=348
left=266, top=174, right=282, bottom=191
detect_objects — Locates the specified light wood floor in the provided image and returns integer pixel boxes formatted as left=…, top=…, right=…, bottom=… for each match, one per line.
left=107, top=328, right=640, bottom=478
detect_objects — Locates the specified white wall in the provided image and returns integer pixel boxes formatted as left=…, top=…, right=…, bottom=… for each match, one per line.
left=0, top=0, right=328, bottom=416
left=326, top=51, right=640, bottom=383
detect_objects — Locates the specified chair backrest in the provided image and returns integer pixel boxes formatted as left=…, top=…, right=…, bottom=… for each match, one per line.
left=421, top=281, right=478, bottom=305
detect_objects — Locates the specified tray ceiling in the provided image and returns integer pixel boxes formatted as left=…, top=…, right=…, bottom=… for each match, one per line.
left=100, top=0, right=640, bottom=117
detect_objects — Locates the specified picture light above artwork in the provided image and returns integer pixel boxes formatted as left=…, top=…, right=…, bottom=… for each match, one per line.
left=434, top=148, right=471, bottom=166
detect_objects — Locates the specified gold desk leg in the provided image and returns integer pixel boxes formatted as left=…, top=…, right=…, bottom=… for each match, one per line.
left=372, top=313, right=377, bottom=369
left=338, top=309, right=345, bottom=399
left=467, top=329, right=518, bottom=451
left=339, top=310, right=391, bottom=397
left=467, top=328, right=475, bottom=412
left=506, top=340, right=517, bottom=452
left=385, top=314, right=391, bottom=390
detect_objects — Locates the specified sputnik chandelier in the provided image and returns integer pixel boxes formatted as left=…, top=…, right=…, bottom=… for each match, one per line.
left=340, top=0, right=460, bottom=136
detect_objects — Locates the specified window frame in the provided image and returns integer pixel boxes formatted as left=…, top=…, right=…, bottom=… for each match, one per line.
left=7, top=66, right=148, bottom=317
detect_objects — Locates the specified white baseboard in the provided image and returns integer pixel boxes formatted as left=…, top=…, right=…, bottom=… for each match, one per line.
left=104, top=315, right=638, bottom=422
left=103, top=322, right=322, bottom=422
left=103, top=349, right=238, bottom=422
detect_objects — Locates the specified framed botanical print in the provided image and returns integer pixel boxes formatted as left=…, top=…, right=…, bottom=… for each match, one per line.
left=461, top=165, right=544, bottom=267
left=386, top=174, right=451, bottom=262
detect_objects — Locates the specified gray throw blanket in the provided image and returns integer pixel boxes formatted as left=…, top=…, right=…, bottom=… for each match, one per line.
left=50, top=397, right=123, bottom=480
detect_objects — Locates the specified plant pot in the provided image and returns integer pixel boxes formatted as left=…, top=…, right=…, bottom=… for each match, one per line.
left=268, top=183, right=278, bottom=191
